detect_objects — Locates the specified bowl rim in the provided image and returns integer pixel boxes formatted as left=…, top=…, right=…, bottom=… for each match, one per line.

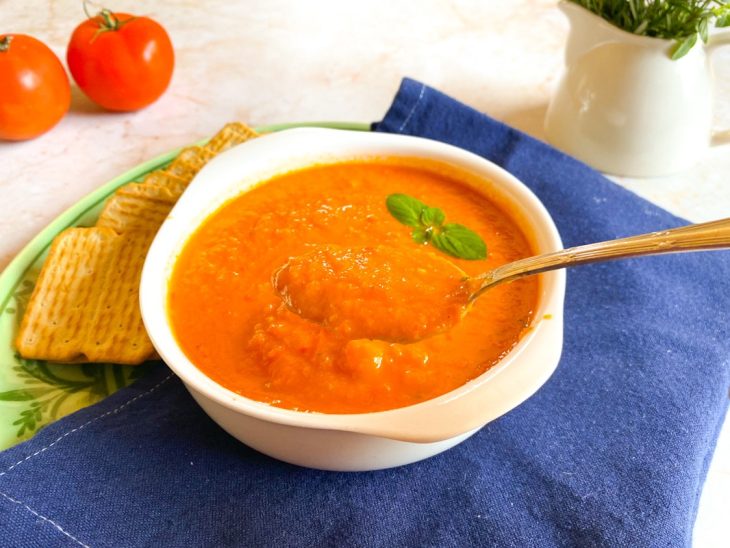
left=140, top=128, right=566, bottom=443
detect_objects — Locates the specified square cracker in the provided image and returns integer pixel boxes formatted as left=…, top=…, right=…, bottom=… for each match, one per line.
left=15, top=227, right=156, bottom=364
left=165, top=146, right=214, bottom=180
left=205, top=122, right=259, bottom=154
left=98, top=122, right=259, bottom=234
left=96, top=182, right=179, bottom=234
left=142, top=170, right=190, bottom=198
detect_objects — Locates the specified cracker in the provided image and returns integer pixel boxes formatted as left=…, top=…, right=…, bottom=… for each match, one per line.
left=204, top=122, right=259, bottom=155
left=165, top=146, right=214, bottom=180
left=15, top=121, right=261, bottom=365
left=15, top=228, right=156, bottom=364
left=96, top=182, right=178, bottom=234
left=164, top=123, right=258, bottom=182
left=142, top=170, right=190, bottom=198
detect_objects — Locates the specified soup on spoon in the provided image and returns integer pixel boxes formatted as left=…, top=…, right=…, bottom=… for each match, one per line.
left=273, top=244, right=471, bottom=343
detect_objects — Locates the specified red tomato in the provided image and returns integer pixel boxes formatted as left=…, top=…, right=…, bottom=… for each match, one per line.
left=0, top=34, right=71, bottom=141
left=66, top=10, right=174, bottom=111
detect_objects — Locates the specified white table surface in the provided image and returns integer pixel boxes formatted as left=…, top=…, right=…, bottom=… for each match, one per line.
left=1, top=1, right=728, bottom=545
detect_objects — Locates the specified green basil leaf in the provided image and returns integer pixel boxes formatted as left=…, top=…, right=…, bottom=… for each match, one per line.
left=432, top=223, right=487, bottom=260
left=670, top=33, right=697, bottom=60
left=420, top=206, right=445, bottom=227
left=411, top=227, right=430, bottom=244
left=386, top=193, right=487, bottom=260
left=386, top=194, right=426, bottom=227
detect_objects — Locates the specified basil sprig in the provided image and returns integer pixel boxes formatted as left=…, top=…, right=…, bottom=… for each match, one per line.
left=386, top=193, right=487, bottom=260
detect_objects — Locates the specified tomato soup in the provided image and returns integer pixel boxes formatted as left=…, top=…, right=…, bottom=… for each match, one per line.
left=168, top=160, right=538, bottom=413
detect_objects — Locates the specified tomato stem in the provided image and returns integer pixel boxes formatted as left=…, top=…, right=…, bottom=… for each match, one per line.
left=83, top=0, right=123, bottom=30
left=0, top=35, right=12, bottom=53
left=98, top=9, right=120, bottom=30
left=83, top=0, right=136, bottom=43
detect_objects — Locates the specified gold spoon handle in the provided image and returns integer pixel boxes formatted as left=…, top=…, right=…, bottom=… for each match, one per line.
left=471, top=217, right=730, bottom=301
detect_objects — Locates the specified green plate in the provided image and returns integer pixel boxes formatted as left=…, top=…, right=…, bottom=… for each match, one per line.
left=0, top=121, right=370, bottom=451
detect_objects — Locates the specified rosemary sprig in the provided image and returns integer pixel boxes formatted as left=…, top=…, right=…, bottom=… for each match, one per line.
left=569, top=0, right=730, bottom=58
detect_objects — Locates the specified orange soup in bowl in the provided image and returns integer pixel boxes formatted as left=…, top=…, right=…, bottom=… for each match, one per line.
left=168, top=160, right=538, bottom=414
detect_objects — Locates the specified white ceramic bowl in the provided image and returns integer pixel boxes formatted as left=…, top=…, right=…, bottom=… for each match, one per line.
left=140, top=128, right=565, bottom=471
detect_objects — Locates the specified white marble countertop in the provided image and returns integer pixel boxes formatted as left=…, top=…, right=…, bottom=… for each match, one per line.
left=1, top=0, right=728, bottom=545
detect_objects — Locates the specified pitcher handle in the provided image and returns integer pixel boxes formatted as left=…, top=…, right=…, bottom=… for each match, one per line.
left=708, top=29, right=730, bottom=146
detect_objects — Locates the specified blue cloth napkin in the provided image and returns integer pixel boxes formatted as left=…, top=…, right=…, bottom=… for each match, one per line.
left=2, top=79, right=729, bottom=548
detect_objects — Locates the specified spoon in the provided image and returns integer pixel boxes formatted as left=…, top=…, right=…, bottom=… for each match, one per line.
left=467, top=216, right=730, bottom=302
left=274, top=217, right=730, bottom=343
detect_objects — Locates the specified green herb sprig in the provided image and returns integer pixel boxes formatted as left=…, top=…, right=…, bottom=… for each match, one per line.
left=386, top=194, right=487, bottom=260
left=569, top=0, right=730, bottom=59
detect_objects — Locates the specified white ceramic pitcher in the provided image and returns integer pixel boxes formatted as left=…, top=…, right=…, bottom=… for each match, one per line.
left=545, top=1, right=730, bottom=177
